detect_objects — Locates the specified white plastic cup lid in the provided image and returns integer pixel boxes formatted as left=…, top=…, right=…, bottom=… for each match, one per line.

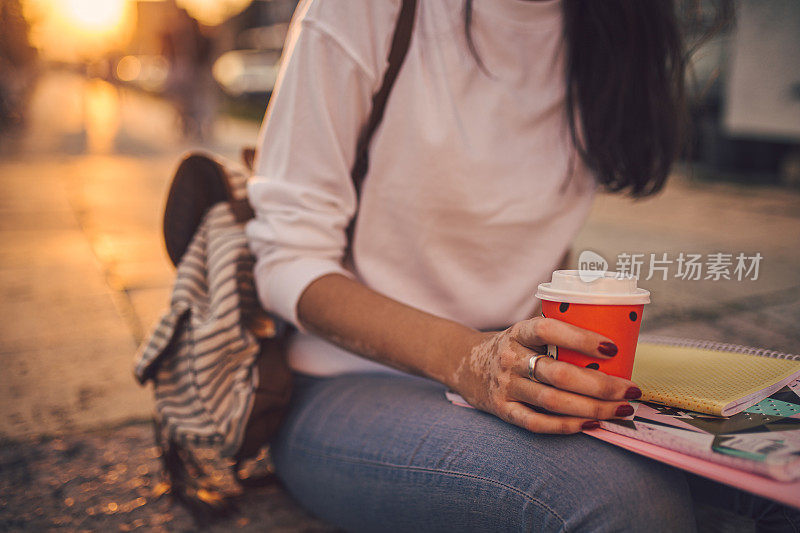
left=535, top=270, right=650, bottom=305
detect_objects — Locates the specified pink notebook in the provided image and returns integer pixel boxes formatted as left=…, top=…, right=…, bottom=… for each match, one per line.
left=444, top=379, right=800, bottom=509
left=584, top=426, right=800, bottom=509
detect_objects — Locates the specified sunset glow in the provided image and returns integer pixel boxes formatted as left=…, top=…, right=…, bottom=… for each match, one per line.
left=23, top=0, right=134, bottom=61
left=62, top=0, right=127, bottom=33
left=21, top=0, right=253, bottom=62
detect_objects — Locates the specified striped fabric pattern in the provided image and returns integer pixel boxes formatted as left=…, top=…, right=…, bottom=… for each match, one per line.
left=134, top=199, right=262, bottom=457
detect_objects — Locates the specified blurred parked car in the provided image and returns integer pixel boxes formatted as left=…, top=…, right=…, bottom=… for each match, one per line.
left=212, top=48, right=280, bottom=99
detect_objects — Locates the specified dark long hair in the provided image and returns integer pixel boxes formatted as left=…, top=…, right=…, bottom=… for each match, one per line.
left=464, top=0, right=688, bottom=197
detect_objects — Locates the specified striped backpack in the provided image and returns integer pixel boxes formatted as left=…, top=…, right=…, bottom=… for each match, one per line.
left=134, top=153, right=291, bottom=485
left=133, top=0, right=418, bottom=503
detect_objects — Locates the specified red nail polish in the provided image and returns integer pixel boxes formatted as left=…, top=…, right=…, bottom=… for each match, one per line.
left=624, top=387, right=642, bottom=400
left=598, top=342, right=618, bottom=357
left=581, top=420, right=600, bottom=430
left=615, top=404, right=634, bottom=417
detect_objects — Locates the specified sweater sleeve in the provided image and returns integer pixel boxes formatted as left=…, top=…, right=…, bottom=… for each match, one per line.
left=244, top=1, right=399, bottom=330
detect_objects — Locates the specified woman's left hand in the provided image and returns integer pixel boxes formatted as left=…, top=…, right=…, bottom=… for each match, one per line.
left=450, top=317, right=641, bottom=434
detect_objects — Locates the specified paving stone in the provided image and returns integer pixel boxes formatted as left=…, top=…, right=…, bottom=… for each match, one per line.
left=0, top=229, right=103, bottom=271
left=0, top=263, right=109, bottom=302
left=0, top=209, right=77, bottom=232
left=0, top=290, right=136, bottom=353
left=0, top=340, right=152, bottom=437
left=0, top=162, right=74, bottom=212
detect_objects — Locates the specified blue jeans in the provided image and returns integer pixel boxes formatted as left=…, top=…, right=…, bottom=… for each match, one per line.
left=270, top=372, right=798, bottom=532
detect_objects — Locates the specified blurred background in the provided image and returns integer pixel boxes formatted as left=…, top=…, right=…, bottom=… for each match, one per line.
left=0, top=0, right=300, bottom=436
left=1, top=0, right=295, bottom=149
left=0, top=0, right=799, bottom=531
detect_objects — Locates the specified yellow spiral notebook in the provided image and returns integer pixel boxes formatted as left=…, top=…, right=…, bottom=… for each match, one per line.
left=632, top=336, right=800, bottom=416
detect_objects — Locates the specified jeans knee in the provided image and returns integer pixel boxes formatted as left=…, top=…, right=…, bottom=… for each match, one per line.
left=555, top=457, right=696, bottom=532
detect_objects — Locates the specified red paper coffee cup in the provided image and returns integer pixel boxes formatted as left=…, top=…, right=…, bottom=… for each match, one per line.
left=535, top=270, right=650, bottom=380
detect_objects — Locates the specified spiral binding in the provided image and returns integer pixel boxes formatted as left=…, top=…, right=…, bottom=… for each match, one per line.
left=639, top=334, right=800, bottom=361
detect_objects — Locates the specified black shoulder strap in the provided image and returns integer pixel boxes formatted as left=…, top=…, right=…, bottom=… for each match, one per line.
left=350, top=0, right=417, bottom=194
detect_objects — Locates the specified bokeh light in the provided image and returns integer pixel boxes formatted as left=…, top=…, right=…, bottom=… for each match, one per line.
left=62, top=0, right=127, bottom=33
left=176, top=0, right=251, bottom=26
left=116, top=55, right=142, bottom=82
left=22, top=0, right=135, bottom=61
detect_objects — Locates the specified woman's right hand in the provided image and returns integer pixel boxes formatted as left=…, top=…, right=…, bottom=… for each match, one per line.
left=452, top=317, right=642, bottom=434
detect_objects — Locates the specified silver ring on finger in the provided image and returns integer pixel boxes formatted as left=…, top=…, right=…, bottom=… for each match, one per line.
left=527, top=354, right=549, bottom=383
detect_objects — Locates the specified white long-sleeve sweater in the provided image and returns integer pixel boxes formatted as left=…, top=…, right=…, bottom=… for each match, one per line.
left=245, top=0, right=597, bottom=376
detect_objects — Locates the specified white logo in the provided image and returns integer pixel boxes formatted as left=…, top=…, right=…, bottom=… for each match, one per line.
left=578, top=250, right=608, bottom=282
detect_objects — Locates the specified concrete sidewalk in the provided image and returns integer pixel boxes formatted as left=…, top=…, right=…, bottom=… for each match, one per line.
left=0, top=72, right=259, bottom=439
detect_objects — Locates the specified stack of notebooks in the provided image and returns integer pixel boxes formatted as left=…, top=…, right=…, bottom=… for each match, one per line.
left=445, top=336, right=800, bottom=509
